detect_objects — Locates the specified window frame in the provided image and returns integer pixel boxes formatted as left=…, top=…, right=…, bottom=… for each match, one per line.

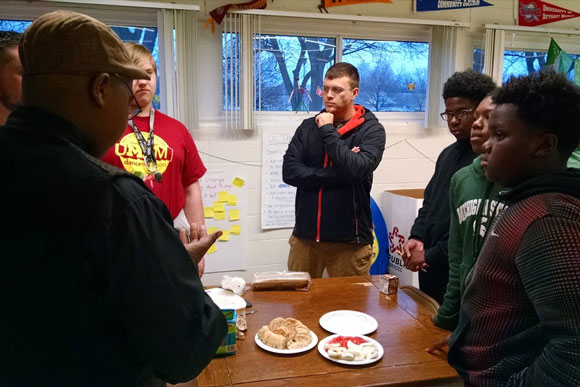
left=481, top=24, right=580, bottom=84
left=213, top=10, right=469, bottom=131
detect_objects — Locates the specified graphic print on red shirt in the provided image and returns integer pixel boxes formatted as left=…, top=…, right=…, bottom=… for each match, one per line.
left=102, top=110, right=206, bottom=219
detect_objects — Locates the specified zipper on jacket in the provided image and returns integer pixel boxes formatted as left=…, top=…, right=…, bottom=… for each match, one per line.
left=317, top=155, right=330, bottom=242
left=352, top=185, right=360, bottom=243
left=316, top=107, right=366, bottom=243
left=316, top=188, right=323, bottom=242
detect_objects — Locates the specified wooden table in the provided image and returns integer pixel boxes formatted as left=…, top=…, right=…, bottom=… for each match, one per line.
left=198, top=276, right=460, bottom=386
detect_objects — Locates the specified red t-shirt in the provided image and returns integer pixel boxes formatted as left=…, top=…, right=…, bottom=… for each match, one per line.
left=102, top=110, right=206, bottom=219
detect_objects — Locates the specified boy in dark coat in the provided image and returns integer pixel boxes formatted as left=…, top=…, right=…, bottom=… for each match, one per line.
left=403, top=70, right=495, bottom=303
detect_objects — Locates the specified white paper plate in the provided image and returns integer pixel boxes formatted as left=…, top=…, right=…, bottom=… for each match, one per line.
left=319, top=310, right=378, bottom=335
left=255, top=330, right=318, bottom=355
left=205, top=288, right=247, bottom=310
left=318, top=334, right=384, bottom=365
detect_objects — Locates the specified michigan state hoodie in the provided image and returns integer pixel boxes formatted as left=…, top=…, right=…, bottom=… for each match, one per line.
left=433, top=155, right=505, bottom=330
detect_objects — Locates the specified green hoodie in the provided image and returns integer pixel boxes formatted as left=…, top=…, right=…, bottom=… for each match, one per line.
left=433, top=155, right=506, bottom=330
left=568, top=143, right=580, bottom=168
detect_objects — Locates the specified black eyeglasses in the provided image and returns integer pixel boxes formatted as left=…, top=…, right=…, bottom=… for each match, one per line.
left=440, top=108, right=475, bottom=122
left=112, top=73, right=142, bottom=120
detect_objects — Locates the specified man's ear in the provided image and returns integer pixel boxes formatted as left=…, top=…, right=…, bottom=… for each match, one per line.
left=534, top=133, right=558, bottom=157
left=352, top=87, right=359, bottom=100
left=90, top=73, right=111, bottom=108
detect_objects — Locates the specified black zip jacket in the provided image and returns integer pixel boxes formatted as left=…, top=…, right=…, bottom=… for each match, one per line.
left=410, top=139, right=475, bottom=303
left=0, top=106, right=227, bottom=386
left=282, top=106, right=386, bottom=244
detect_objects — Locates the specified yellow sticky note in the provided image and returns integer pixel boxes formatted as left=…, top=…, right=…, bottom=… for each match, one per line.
left=227, top=194, right=237, bottom=206
left=208, top=227, right=219, bottom=235
left=230, top=225, right=241, bottom=235
left=213, top=201, right=225, bottom=212
left=218, top=230, right=230, bottom=241
left=232, top=177, right=245, bottom=188
left=229, top=209, right=240, bottom=221
left=204, top=207, right=214, bottom=218
left=215, top=211, right=226, bottom=220
left=207, top=243, right=218, bottom=254
left=218, top=191, right=229, bottom=202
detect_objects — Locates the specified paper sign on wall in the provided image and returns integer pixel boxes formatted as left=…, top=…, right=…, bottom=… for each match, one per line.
left=261, top=132, right=296, bottom=229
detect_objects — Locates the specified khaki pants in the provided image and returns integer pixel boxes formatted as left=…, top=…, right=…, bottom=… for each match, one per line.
left=287, top=235, right=372, bottom=278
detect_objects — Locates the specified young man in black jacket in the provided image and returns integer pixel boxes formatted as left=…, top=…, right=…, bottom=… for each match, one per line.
left=402, top=70, right=495, bottom=304
left=283, top=62, right=386, bottom=278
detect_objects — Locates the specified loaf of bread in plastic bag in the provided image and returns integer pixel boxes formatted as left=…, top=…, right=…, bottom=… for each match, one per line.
left=251, top=271, right=312, bottom=290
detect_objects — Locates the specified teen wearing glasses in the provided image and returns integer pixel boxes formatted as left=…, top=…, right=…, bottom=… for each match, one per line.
left=402, top=70, right=496, bottom=304
left=282, top=62, right=386, bottom=278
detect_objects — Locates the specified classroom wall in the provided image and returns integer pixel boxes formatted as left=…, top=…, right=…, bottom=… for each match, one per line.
left=164, top=0, right=580, bottom=285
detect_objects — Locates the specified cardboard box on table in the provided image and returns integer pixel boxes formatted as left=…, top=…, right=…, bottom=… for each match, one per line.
left=381, top=189, right=424, bottom=288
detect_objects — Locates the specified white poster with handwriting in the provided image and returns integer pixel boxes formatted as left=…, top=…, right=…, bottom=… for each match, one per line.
left=261, top=132, right=296, bottom=229
left=200, top=171, right=246, bottom=273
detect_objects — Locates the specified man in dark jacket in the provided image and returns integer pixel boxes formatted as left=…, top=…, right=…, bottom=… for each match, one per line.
left=0, top=11, right=226, bottom=386
left=402, top=70, right=495, bottom=304
left=283, top=62, right=386, bottom=278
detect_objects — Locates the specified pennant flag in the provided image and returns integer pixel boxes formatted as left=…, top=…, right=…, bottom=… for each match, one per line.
left=319, top=0, right=391, bottom=12
left=205, top=0, right=267, bottom=33
left=518, top=0, right=580, bottom=27
left=546, top=39, right=574, bottom=74
left=321, top=0, right=391, bottom=8
left=416, top=0, right=493, bottom=12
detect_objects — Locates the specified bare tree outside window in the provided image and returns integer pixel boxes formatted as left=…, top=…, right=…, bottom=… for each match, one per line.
left=254, top=35, right=336, bottom=112
left=239, top=35, right=429, bottom=112
left=474, top=48, right=578, bottom=83
left=503, top=50, right=547, bottom=82
left=343, top=39, right=429, bottom=112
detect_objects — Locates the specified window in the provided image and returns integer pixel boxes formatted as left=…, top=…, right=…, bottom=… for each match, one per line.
left=502, top=50, right=546, bottom=81
left=222, top=31, right=241, bottom=111
left=473, top=48, right=485, bottom=73
left=343, top=39, right=429, bottom=112
left=476, top=27, right=580, bottom=84
left=1, top=20, right=160, bottom=108
left=220, top=15, right=432, bottom=116
left=112, top=25, right=160, bottom=109
left=0, top=19, right=29, bottom=32
left=503, top=50, right=579, bottom=82
left=254, top=34, right=336, bottom=112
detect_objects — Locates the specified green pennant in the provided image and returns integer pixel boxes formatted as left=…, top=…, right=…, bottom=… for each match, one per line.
left=575, top=60, right=580, bottom=86
left=546, top=38, right=573, bottom=74
left=546, top=39, right=562, bottom=66
left=559, top=50, right=574, bottom=74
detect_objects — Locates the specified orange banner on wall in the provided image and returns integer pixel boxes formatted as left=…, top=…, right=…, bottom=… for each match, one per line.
left=322, top=0, right=392, bottom=8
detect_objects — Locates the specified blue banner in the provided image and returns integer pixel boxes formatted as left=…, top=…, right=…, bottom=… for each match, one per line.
left=416, top=0, right=493, bottom=12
